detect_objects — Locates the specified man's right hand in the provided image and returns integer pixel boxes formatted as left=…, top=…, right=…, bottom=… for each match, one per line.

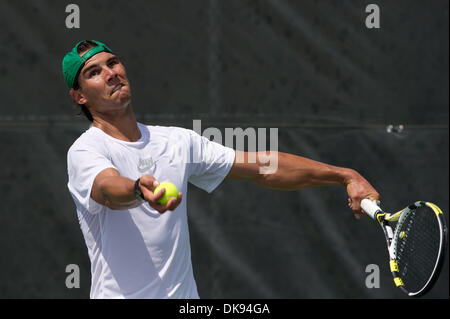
left=343, top=169, right=380, bottom=219
left=138, top=174, right=183, bottom=214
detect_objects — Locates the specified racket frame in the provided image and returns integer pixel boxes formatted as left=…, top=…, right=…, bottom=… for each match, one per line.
left=361, top=199, right=448, bottom=297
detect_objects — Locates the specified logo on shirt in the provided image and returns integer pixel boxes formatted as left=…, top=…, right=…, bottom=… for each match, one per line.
left=137, top=157, right=155, bottom=173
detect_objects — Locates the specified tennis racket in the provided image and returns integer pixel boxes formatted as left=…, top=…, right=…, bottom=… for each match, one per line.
left=361, top=199, right=448, bottom=297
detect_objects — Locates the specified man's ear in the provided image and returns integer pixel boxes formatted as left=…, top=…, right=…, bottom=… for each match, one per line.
left=69, top=89, right=88, bottom=105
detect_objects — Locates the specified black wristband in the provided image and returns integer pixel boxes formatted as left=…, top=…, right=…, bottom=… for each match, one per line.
left=134, top=178, right=144, bottom=201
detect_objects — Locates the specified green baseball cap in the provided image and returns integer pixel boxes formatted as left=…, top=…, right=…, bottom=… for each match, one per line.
left=62, top=40, right=114, bottom=89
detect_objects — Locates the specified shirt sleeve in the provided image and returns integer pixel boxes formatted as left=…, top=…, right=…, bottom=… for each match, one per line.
left=67, top=145, right=117, bottom=214
left=187, top=129, right=235, bottom=193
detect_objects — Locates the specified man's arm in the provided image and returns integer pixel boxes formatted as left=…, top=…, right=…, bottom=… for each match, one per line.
left=91, top=168, right=182, bottom=213
left=226, top=151, right=379, bottom=218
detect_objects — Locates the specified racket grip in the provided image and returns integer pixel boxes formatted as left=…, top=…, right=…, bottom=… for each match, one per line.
left=361, top=199, right=382, bottom=220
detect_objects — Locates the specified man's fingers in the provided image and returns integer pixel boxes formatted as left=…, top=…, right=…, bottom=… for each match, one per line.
left=348, top=198, right=368, bottom=220
left=166, top=198, right=177, bottom=210
left=141, top=185, right=162, bottom=201
left=140, top=179, right=159, bottom=192
left=152, top=192, right=182, bottom=214
left=166, top=192, right=183, bottom=211
left=153, top=188, right=165, bottom=201
left=174, top=192, right=183, bottom=208
left=142, top=189, right=182, bottom=214
left=351, top=203, right=364, bottom=220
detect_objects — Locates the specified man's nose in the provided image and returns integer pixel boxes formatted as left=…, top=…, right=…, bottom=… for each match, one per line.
left=104, top=67, right=118, bottom=84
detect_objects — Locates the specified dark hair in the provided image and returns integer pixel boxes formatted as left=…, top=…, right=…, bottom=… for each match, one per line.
left=73, top=40, right=98, bottom=122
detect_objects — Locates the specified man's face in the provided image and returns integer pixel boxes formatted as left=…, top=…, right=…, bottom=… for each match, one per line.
left=71, top=51, right=132, bottom=114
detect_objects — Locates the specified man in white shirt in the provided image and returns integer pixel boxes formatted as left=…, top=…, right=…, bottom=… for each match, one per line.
left=63, top=40, right=379, bottom=298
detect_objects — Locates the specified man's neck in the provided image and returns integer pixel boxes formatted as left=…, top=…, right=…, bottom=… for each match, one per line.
left=92, top=105, right=141, bottom=142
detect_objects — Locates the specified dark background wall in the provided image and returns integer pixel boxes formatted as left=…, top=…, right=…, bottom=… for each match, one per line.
left=0, top=0, right=448, bottom=298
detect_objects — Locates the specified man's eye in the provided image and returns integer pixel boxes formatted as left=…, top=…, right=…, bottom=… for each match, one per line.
left=108, top=60, right=118, bottom=67
left=89, top=70, right=99, bottom=77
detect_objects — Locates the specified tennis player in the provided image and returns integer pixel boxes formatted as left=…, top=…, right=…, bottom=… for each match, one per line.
left=63, top=40, right=379, bottom=298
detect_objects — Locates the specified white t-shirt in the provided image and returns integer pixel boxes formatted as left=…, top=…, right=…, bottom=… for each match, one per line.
left=67, top=123, right=235, bottom=299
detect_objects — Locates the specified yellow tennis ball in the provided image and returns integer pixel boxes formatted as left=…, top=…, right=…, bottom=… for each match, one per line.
left=153, top=182, right=179, bottom=205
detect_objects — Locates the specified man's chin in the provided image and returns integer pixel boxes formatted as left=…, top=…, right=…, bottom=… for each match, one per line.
left=118, top=88, right=132, bottom=101
left=114, top=91, right=132, bottom=105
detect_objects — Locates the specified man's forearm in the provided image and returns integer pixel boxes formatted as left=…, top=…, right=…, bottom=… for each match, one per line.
left=95, top=175, right=141, bottom=210
left=91, top=171, right=183, bottom=213
left=257, top=152, right=353, bottom=190
left=228, top=151, right=354, bottom=190
left=227, top=151, right=379, bottom=217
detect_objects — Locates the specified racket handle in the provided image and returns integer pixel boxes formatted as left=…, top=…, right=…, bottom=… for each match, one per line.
left=361, top=199, right=382, bottom=220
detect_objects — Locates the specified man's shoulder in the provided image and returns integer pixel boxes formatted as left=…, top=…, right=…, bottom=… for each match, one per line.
left=68, top=126, right=104, bottom=153
left=144, top=124, right=196, bottom=140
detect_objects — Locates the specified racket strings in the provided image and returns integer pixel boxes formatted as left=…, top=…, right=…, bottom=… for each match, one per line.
left=395, top=207, right=441, bottom=293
